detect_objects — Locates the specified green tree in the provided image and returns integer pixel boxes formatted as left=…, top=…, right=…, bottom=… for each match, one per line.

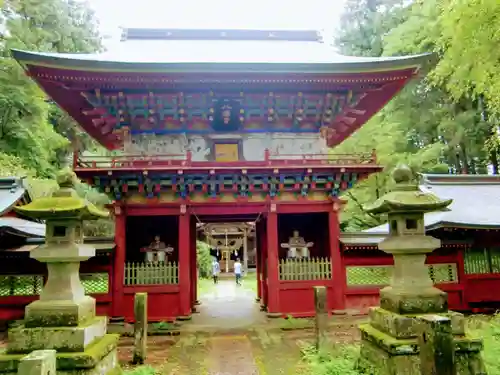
left=336, top=0, right=410, bottom=57
left=0, top=0, right=113, bottom=236
left=197, top=241, right=214, bottom=279
left=384, top=0, right=500, bottom=172
left=0, top=0, right=103, bottom=176
left=0, top=58, right=67, bottom=177
left=334, top=0, right=495, bottom=231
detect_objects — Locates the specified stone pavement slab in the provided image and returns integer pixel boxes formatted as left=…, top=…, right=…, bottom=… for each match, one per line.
left=190, top=279, right=266, bottom=330
left=207, top=335, right=259, bottom=375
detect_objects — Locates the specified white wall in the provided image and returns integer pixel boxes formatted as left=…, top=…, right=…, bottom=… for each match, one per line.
left=124, top=133, right=327, bottom=161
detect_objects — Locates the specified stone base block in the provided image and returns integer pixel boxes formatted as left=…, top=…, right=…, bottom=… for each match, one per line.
left=0, top=334, right=122, bottom=374
left=25, top=296, right=96, bottom=328
left=358, top=323, right=485, bottom=375
left=369, top=307, right=465, bottom=339
left=7, top=316, right=107, bottom=353
left=380, top=286, right=448, bottom=314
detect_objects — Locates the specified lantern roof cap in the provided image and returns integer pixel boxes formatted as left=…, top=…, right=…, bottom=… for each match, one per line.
left=14, top=169, right=109, bottom=221
left=364, top=165, right=452, bottom=215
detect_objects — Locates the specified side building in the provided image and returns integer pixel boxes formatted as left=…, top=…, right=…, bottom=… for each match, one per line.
left=341, top=174, right=500, bottom=313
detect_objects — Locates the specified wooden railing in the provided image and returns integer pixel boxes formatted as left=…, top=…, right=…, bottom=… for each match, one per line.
left=279, top=257, right=332, bottom=281
left=74, top=149, right=377, bottom=170
left=124, top=261, right=179, bottom=285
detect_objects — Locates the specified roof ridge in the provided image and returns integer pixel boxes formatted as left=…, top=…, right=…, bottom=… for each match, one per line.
left=420, top=173, right=500, bottom=186
left=120, top=28, right=323, bottom=43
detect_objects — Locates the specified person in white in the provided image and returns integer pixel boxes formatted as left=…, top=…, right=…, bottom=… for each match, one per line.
left=212, top=257, right=220, bottom=284
left=234, top=258, right=243, bottom=285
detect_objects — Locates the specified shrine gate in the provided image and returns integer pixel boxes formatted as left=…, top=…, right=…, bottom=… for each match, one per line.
left=10, top=28, right=434, bottom=321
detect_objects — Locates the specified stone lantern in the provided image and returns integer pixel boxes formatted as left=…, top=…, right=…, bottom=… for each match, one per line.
left=0, top=170, right=123, bottom=374
left=357, top=165, right=485, bottom=375
left=366, top=164, right=452, bottom=315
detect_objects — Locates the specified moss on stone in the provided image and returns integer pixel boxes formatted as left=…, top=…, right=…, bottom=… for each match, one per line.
left=364, top=164, right=452, bottom=215
left=7, top=316, right=106, bottom=354
left=365, top=190, right=452, bottom=214
left=104, top=366, right=123, bottom=375
left=57, top=334, right=119, bottom=370
left=14, top=169, right=108, bottom=221
left=0, top=334, right=119, bottom=373
left=379, top=288, right=448, bottom=315
left=24, top=298, right=96, bottom=328
left=359, top=323, right=419, bottom=355
left=14, top=196, right=108, bottom=220
left=369, top=308, right=467, bottom=340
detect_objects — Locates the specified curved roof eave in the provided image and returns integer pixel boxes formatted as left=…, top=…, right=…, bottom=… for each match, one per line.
left=11, top=49, right=436, bottom=75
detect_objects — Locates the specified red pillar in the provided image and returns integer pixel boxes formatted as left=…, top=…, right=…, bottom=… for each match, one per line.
left=266, top=211, right=280, bottom=315
left=190, top=218, right=198, bottom=308
left=255, top=229, right=262, bottom=301
left=178, top=210, right=192, bottom=318
left=111, top=205, right=126, bottom=318
left=260, top=220, right=268, bottom=308
left=329, top=209, right=346, bottom=311
left=456, top=248, right=467, bottom=310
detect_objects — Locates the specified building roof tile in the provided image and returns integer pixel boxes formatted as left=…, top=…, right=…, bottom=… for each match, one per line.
left=365, top=174, right=500, bottom=233
left=0, top=177, right=28, bottom=217
left=11, top=28, right=434, bottom=73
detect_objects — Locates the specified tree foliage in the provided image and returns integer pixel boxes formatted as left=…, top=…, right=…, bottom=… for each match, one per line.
left=0, top=0, right=112, bottom=236
left=197, top=241, right=214, bottom=279
left=335, top=0, right=500, bottom=231
left=0, top=0, right=103, bottom=177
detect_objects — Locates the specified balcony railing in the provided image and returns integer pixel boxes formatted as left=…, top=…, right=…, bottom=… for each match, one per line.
left=74, top=149, right=377, bottom=170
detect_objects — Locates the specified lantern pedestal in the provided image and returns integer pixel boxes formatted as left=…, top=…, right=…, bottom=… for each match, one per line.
left=358, top=308, right=485, bottom=375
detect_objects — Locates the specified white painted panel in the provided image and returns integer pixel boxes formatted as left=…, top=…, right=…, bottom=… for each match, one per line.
left=126, top=132, right=326, bottom=161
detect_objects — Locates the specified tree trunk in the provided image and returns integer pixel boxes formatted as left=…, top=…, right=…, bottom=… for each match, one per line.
left=459, top=143, right=469, bottom=174
left=490, top=150, right=499, bottom=175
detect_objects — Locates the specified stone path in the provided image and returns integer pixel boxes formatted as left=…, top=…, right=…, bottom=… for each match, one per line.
left=206, top=335, right=259, bottom=375
left=189, top=279, right=266, bottom=330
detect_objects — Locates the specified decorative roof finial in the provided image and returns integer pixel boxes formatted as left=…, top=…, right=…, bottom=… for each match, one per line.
left=392, top=164, right=413, bottom=184
left=56, top=168, right=78, bottom=189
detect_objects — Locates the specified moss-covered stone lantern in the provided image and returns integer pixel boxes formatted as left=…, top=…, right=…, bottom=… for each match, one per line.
left=0, top=169, right=123, bottom=374
left=357, top=165, right=486, bottom=375
left=365, top=164, right=452, bottom=314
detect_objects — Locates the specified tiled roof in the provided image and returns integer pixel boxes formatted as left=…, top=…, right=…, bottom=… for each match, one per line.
left=11, top=28, right=434, bottom=72
left=339, top=232, right=386, bottom=246
left=0, top=177, right=28, bottom=216
left=5, top=237, right=116, bottom=252
left=365, top=174, right=500, bottom=233
left=0, top=217, right=45, bottom=237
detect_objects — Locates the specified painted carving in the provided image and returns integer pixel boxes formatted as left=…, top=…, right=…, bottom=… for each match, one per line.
left=281, top=230, right=314, bottom=259
left=213, top=99, right=240, bottom=132
left=128, top=134, right=185, bottom=156
left=207, top=236, right=244, bottom=251
left=187, top=136, right=210, bottom=161
left=222, top=105, right=231, bottom=125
